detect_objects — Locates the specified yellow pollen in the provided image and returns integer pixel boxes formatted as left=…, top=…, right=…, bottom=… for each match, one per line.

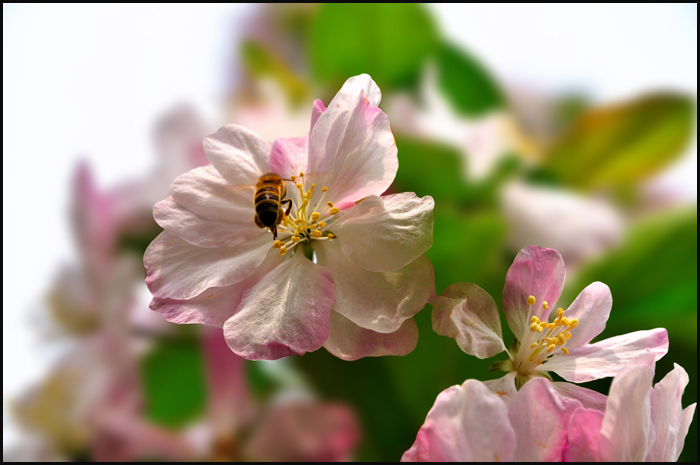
left=318, top=221, right=326, bottom=228
left=299, top=171, right=305, bottom=177
left=272, top=240, right=282, bottom=249
left=557, top=335, right=566, bottom=345
left=561, top=347, right=569, bottom=355
left=279, top=246, right=287, bottom=255
left=561, top=317, right=570, bottom=326
left=566, top=332, right=572, bottom=340
left=531, top=316, right=539, bottom=324
left=290, top=175, right=296, bottom=182
left=312, top=230, right=322, bottom=238
left=327, top=201, right=334, bottom=208
left=543, top=301, right=549, bottom=310
left=570, top=319, right=579, bottom=327
left=291, top=236, right=301, bottom=243
left=330, top=207, right=340, bottom=215
left=296, top=183, right=303, bottom=189
left=547, top=323, right=555, bottom=330
left=527, top=295, right=536, bottom=306
left=530, top=322, right=539, bottom=331
left=311, top=212, right=321, bottom=221
left=294, top=218, right=304, bottom=225
left=557, top=308, right=565, bottom=317
left=321, top=187, right=328, bottom=192
left=536, top=326, right=544, bottom=333
left=547, top=344, right=556, bottom=353
left=553, top=318, right=560, bottom=326
left=530, top=342, right=538, bottom=349
left=328, top=233, right=335, bottom=239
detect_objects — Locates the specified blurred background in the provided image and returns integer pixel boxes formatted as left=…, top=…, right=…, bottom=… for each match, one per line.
left=3, top=3, right=696, bottom=461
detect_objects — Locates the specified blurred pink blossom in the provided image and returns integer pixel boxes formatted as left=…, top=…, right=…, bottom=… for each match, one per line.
left=146, top=74, right=435, bottom=360
left=431, top=245, right=668, bottom=389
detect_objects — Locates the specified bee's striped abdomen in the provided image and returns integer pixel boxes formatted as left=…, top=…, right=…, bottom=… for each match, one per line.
left=254, top=183, right=281, bottom=227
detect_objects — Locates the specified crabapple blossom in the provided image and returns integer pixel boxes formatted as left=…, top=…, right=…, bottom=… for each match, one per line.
left=430, top=245, right=668, bottom=389
left=146, top=74, right=435, bottom=360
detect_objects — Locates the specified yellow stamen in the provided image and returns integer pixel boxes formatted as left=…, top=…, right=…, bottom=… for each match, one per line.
left=566, top=332, right=572, bottom=340
left=311, top=212, right=321, bottom=221
left=530, top=342, right=539, bottom=349
left=561, top=347, right=569, bottom=355
left=328, top=233, right=335, bottom=239
left=321, top=186, right=328, bottom=192
left=561, top=317, right=570, bottom=326
left=570, top=319, right=579, bottom=327
left=557, top=308, right=565, bottom=318
left=318, top=221, right=326, bottom=228
left=299, top=171, right=304, bottom=177
left=543, top=301, right=549, bottom=310
left=531, top=316, right=539, bottom=324
left=536, top=326, right=544, bottom=333
left=547, top=344, right=556, bottom=353
left=296, top=183, right=303, bottom=189
left=312, top=230, right=322, bottom=238
left=530, top=322, right=539, bottom=331
left=272, top=240, right=282, bottom=249
left=294, top=218, right=304, bottom=225
left=557, top=335, right=566, bottom=345
left=279, top=246, right=287, bottom=255
left=327, top=201, right=334, bottom=208
left=290, top=236, right=301, bottom=243
left=330, top=207, right=340, bottom=215
left=527, top=295, right=536, bottom=306
left=547, top=323, right=555, bottom=330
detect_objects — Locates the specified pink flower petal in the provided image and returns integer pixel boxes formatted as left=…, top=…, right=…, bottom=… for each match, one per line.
left=310, top=99, right=327, bottom=132
left=402, top=380, right=516, bottom=462
left=308, top=74, right=397, bottom=205
left=482, top=372, right=518, bottom=404
left=646, top=363, right=692, bottom=461
left=502, top=246, right=566, bottom=341
left=565, top=408, right=604, bottom=462
left=269, top=135, right=309, bottom=180
left=539, top=328, right=669, bottom=383
left=315, top=240, right=434, bottom=333
left=223, top=251, right=335, bottom=360
left=324, top=311, right=418, bottom=361
left=203, top=124, right=271, bottom=186
left=330, top=193, right=434, bottom=272
left=144, top=231, right=271, bottom=300
left=507, top=377, right=582, bottom=462
left=550, top=382, right=608, bottom=412
left=244, top=401, right=360, bottom=462
left=561, top=281, right=613, bottom=350
left=149, top=249, right=281, bottom=327
left=431, top=282, right=506, bottom=359
left=159, top=165, right=262, bottom=247
left=598, top=354, right=655, bottom=461
left=677, top=404, right=697, bottom=462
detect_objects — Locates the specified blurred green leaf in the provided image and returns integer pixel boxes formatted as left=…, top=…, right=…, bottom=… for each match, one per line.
left=565, top=207, right=697, bottom=338
left=140, top=339, right=206, bottom=429
left=241, top=40, right=309, bottom=105
left=309, top=4, right=439, bottom=90
left=436, top=43, right=504, bottom=116
left=543, top=93, right=694, bottom=190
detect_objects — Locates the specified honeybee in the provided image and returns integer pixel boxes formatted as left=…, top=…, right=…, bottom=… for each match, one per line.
left=253, top=173, right=293, bottom=240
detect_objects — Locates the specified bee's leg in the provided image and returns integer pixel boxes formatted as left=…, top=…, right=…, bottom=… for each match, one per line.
left=281, top=198, right=293, bottom=217
left=270, top=224, right=278, bottom=240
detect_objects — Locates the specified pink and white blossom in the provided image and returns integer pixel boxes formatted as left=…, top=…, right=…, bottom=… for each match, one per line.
left=430, top=245, right=668, bottom=388
left=146, top=74, right=435, bottom=360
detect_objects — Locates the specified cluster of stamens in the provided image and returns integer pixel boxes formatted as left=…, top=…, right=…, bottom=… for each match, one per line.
left=271, top=172, right=339, bottom=255
left=512, top=295, right=579, bottom=376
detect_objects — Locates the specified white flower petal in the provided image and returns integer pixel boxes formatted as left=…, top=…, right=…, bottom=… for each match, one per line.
left=223, top=251, right=335, bottom=360
left=144, top=231, right=272, bottom=300
left=539, top=328, right=668, bottom=383
left=203, top=124, right=271, bottom=186
left=330, top=193, right=434, bottom=272
left=482, top=372, right=518, bottom=404
left=562, top=281, right=613, bottom=350
left=315, top=240, right=434, bottom=333
left=431, top=283, right=506, bottom=359
left=324, top=311, right=418, bottom=361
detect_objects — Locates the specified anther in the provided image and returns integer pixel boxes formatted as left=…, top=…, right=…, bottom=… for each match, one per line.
left=291, top=236, right=301, bottom=243
left=311, top=212, right=321, bottom=221
left=570, top=319, right=579, bottom=327
left=279, top=246, right=287, bottom=255
left=272, top=241, right=282, bottom=249
left=327, top=201, right=334, bottom=208
left=328, top=233, right=335, bottom=239
left=557, top=308, right=564, bottom=317
left=294, top=218, right=304, bottom=224
left=296, top=183, right=303, bottom=189
left=312, top=230, right=322, bottom=238
left=299, top=171, right=305, bottom=177
left=561, top=317, right=570, bottom=326
left=531, top=316, right=539, bottom=324
left=561, top=347, right=569, bottom=355
left=330, top=207, right=340, bottom=215
left=530, top=322, right=539, bottom=331
left=547, top=323, right=555, bottom=330
left=547, top=344, right=556, bottom=353
left=527, top=295, right=536, bottom=306
left=543, top=301, right=549, bottom=310
left=566, top=333, right=572, bottom=340
left=318, top=221, right=326, bottom=228
left=321, top=187, right=328, bottom=192
left=530, top=342, right=538, bottom=349
left=291, top=175, right=296, bottom=182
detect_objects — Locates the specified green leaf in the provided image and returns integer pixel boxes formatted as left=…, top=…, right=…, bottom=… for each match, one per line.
left=543, top=93, right=694, bottom=190
left=309, top=4, right=439, bottom=89
left=436, top=43, right=504, bottom=116
left=240, top=40, right=309, bottom=105
left=140, top=339, right=207, bottom=429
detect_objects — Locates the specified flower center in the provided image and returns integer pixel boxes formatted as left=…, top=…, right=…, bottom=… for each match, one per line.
left=512, top=295, right=579, bottom=377
left=271, top=172, right=339, bottom=256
